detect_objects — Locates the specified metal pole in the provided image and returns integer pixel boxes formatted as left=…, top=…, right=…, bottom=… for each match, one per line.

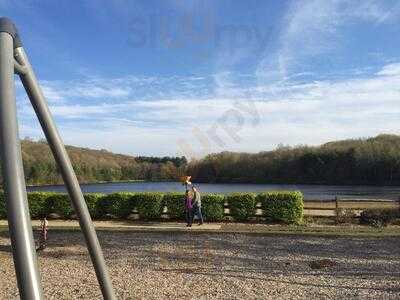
left=15, top=46, right=116, bottom=300
left=0, top=30, right=43, bottom=299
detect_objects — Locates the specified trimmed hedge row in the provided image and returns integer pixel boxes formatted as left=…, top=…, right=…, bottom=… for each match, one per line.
left=134, top=192, right=164, bottom=220
left=258, top=191, right=304, bottom=224
left=0, top=191, right=304, bottom=224
left=227, top=193, right=257, bottom=221
left=202, top=194, right=225, bottom=221
left=96, top=192, right=135, bottom=219
left=164, top=193, right=186, bottom=219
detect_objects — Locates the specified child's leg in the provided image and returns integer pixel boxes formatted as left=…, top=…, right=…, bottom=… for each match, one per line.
left=198, top=207, right=204, bottom=224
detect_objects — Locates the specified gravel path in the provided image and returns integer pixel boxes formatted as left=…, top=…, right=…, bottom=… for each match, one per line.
left=0, top=230, right=399, bottom=299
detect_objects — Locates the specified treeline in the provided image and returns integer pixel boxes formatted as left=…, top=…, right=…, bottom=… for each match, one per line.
left=13, top=139, right=186, bottom=185
left=187, top=134, right=400, bottom=185
left=135, top=156, right=187, bottom=167
left=2, top=134, right=399, bottom=186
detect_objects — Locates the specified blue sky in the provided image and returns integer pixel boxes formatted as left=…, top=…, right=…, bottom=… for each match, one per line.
left=2, top=0, right=400, bottom=158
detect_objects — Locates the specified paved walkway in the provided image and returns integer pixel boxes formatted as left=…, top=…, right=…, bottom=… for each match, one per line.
left=1, top=220, right=400, bottom=236
left=0, top=220, right=222, bottom=231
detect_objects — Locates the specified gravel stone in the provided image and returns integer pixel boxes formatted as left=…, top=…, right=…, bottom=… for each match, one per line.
left=0, top=231, right=399, bottom=299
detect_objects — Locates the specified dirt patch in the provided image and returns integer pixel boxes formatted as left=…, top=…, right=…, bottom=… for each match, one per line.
left=309, top=259, right=338, bottom=269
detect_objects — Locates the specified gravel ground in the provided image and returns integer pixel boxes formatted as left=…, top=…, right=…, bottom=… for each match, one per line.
left=0, top=230, right=399, bottom=299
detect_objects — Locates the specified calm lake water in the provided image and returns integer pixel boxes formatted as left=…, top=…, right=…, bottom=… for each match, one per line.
left=27, top=181, right=400, bottom=201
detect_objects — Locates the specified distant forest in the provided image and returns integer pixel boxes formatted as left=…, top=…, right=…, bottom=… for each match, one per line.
left=187, top=134, right=400, bottom=185
left=2, top=134, right=400, bottom=186
left=17, top=139, right=187, bottom=185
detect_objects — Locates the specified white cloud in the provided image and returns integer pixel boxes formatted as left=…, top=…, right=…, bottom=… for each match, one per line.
left=39, top=78, right=132, bottom=101
left=49, top=103, right=114, bottom=118
left=376, top=63, right=400, bottom=76
left=11, top=1, right=400, bottom=157
left=257, top=0, right=400, bottom=80
left=41, top=85, right=65, bottom=102
left=18, top=61, right=400, bottom=157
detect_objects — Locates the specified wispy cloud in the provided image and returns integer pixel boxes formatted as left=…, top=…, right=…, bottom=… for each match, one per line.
left=376, top=63, right=400, bottom=76
left=17, top=60, right=400, bottom=156
left=11, top=0, right=400, bottom=157
left=257, top=0, right=400, bottom=81
left=39, top=78, right=133, bottom=101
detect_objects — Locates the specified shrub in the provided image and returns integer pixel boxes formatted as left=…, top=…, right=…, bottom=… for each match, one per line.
left=96, top=192, right=135, bottom=219
left=201, top=194, right=225, bottom=221
left=164, top=193, right=185, bottom=219
left=258, top=191, right=303, bottom=224
left=335, top=208, right=356, bottom=224
left=359, top=208, right=400, bottom=227
left=83, top=193, right=104, bottom=219
left=27, top=192, right=53, bottom=218
left=134, top=192, right=164, bottom=220
left=46, top=193, right=73, bottom=218
left=0, top=191, right=55, bottom=219
left=227, top=193, right=256, bottom=221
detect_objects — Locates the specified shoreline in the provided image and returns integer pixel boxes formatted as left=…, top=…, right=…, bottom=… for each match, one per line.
left=25, top=179, right=175, bottom=188
left=24, top=181, right=400, bottom=201
left=26, top=181, right=400, bottom=188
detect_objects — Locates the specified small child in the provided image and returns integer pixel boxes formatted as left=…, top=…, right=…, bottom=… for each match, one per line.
left=192, top=185, right=203, bottom=225
left=36, top=216, right=48, bottom=252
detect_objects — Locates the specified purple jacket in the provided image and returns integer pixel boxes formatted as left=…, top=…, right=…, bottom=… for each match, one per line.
left=185, top=195, right=193, bottom=210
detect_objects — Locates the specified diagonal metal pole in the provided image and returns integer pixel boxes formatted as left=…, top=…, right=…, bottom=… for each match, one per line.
left=0, top=20, right=43, bottom=300
left=14, top=46, right=116, bottom=300
left=0, top=18, right=116, bottom=300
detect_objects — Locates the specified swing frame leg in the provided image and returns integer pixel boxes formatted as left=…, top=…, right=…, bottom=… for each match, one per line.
left=0, top=17, right=116, bottom=299
left=15, top=45, right=116, bottom=300
left=0, top=29, right=43, bottom=300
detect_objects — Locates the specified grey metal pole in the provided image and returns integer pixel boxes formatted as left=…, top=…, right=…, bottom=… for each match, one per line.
left=0, top=30, right=43, bottom=299
left=14, top=46, right=116, bottom=300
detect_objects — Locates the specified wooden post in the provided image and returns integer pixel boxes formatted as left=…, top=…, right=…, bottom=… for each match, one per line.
left=398, top=196, right=400, bottom=212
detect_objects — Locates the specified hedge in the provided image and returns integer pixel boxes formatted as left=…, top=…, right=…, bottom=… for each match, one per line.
left=0, top=192, right=55, bottom=219
left=0, top=190, right=306, bottom=223
left=226, top=193, right=256, bottom=221
left=201, top=194, right=225, bottom=221
left=133, top=192, right=164, bottom=220
left=46, top=193, right=73, bottom=218
left=83, top=193, right=104, bottom=218
left=258, top=191, right=303, bottom=224
left=27, top=192, right=55, bottom=218
left=164, top=192, right=185, bottom=219
left=96, top=192, right=135, bottom=218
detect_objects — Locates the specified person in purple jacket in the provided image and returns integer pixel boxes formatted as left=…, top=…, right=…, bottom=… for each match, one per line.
left=185, top=190, right=193, bottom=227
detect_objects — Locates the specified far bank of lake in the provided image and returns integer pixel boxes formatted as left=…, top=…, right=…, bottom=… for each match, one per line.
left=27, top=181, right=400, bottom=200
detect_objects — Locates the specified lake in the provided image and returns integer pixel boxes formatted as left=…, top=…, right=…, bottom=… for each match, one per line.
left=26, top=181, right=400, bottom=200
